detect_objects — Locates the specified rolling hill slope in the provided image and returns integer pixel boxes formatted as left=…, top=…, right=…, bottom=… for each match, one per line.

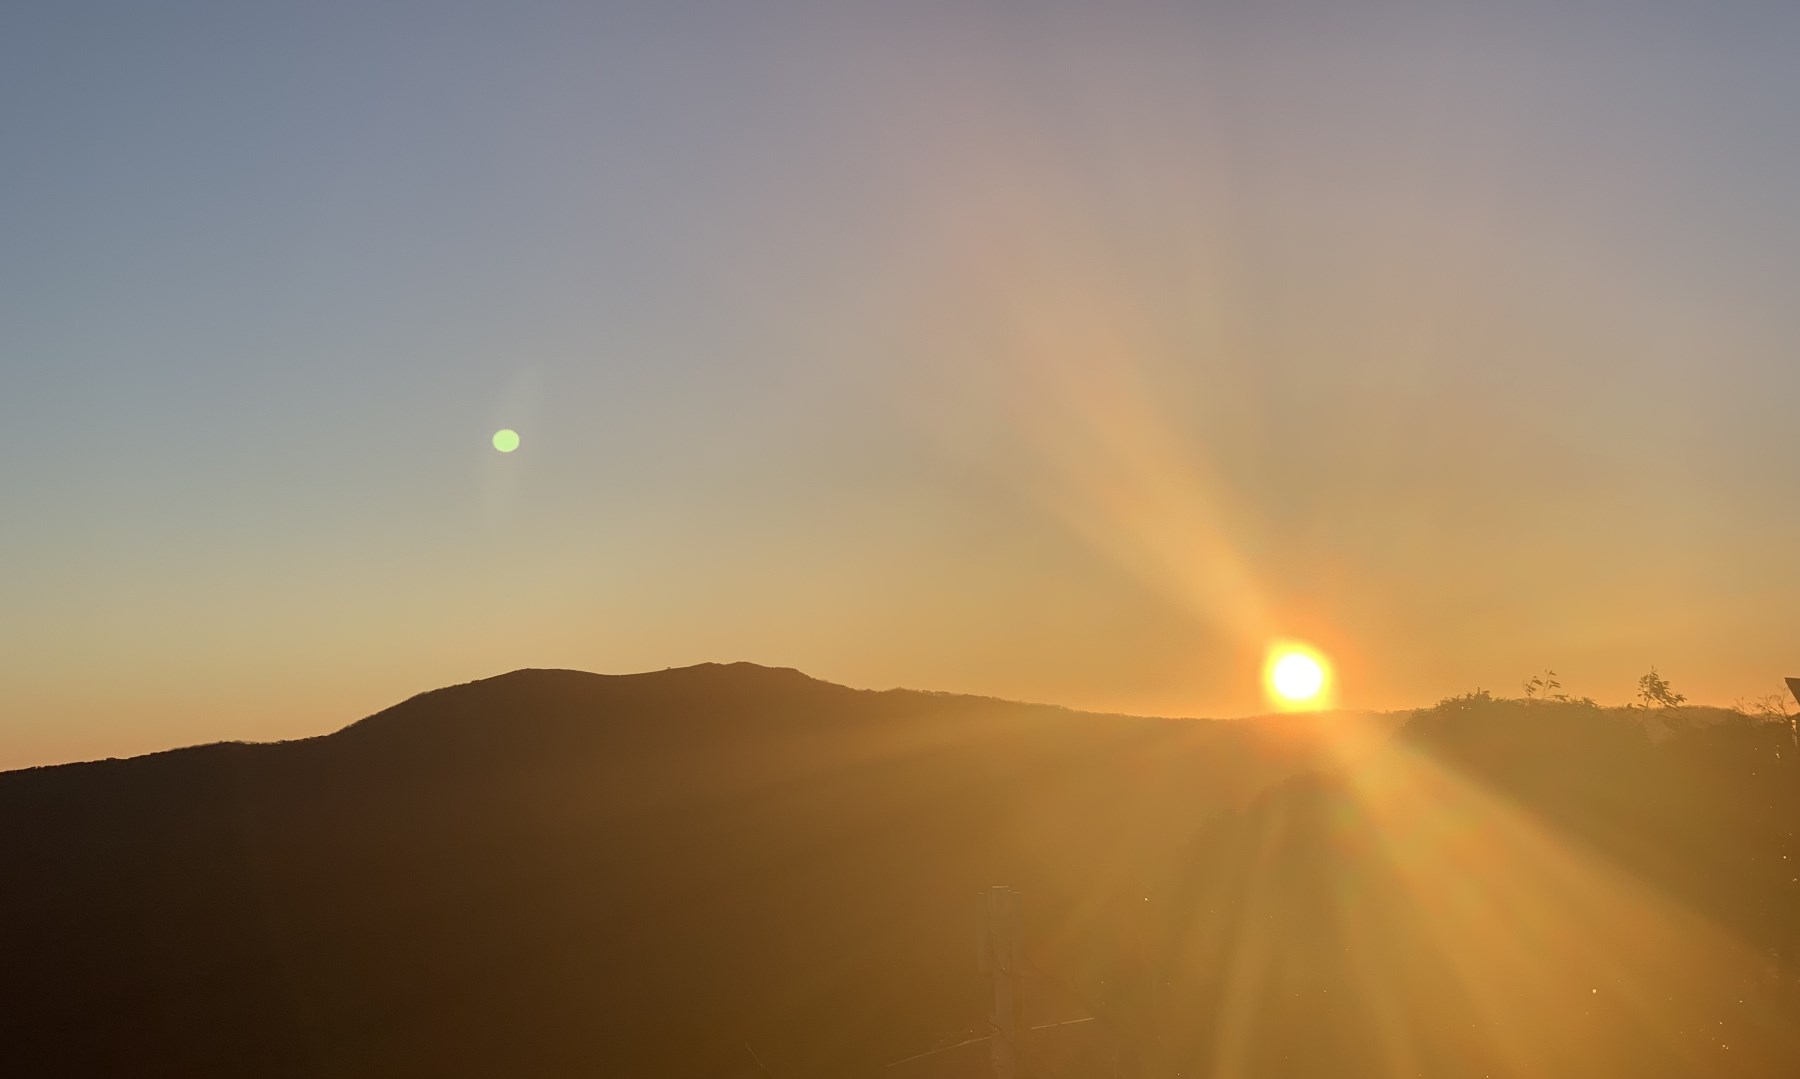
left=1, top=663, right=1380, bottom=1078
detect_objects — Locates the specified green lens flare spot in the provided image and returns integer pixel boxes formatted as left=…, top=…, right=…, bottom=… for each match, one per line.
left=492, top=429, right=520, bottom=453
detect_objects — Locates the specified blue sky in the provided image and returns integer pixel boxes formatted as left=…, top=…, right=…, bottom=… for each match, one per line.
left=5, top=1, right=1800, bottom=766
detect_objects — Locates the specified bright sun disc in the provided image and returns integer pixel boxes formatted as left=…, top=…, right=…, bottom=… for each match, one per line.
left=1266, top=645, right=1330, bottom=708
left=492, top=428, right=520, bottom=453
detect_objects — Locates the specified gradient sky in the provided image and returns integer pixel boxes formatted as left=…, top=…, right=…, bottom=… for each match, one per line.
left=5, top=1, right=1800, bottom=769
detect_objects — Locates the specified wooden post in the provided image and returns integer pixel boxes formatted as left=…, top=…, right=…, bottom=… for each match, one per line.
left=979, top=886, right=1024, bottom=1079
left=1783, top=680, right=1800, bottom=1003
left=1784, top=678, right=1800, bottom=751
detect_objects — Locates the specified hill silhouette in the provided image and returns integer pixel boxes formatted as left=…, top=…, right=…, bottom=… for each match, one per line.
left=1085, top=693, right=1800, bottom=1077
left=0, top=663, right=1394, bottom=1078
left=8, top=666, right=1800, bottom=1076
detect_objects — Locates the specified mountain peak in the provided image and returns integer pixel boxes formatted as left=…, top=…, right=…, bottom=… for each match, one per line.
left=472, top=660, right=829, bottom=689
left=329, top=661, right=851, bottom=748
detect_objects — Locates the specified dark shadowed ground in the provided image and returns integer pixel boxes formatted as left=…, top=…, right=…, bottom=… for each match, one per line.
left=3, top=665, right=1796, bottom=1077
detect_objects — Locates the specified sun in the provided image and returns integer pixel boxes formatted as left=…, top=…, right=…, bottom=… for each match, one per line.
left=1265, top=643, right=1331, bottom=710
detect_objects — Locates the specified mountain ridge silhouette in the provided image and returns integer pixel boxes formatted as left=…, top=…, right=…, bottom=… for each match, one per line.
left=2, top=661, right=1382, bottom=1078
left=6, top=665, right=1797, bottom=1076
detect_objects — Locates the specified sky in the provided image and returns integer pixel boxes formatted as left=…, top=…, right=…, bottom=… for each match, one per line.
left=5, top=1, right=1800, bottom=769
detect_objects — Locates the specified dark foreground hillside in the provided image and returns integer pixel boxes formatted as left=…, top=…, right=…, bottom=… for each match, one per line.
left=1101, top=694, right=1800, bottom=1077
left=0, top=664, right=1376, bottom=1079
left=4, top=667, right=1798, bottom=1077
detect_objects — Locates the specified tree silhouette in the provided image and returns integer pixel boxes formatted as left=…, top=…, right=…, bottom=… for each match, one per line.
left=1637, top=666, right=1686, bottom=709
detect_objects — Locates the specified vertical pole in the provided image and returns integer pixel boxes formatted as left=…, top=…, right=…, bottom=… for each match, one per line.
left=1783, top=680, right=1800, bottom=1004
left=981, top=886, right=1023, bottom=1079
left=1784, top=678, right=1800, bottom=753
